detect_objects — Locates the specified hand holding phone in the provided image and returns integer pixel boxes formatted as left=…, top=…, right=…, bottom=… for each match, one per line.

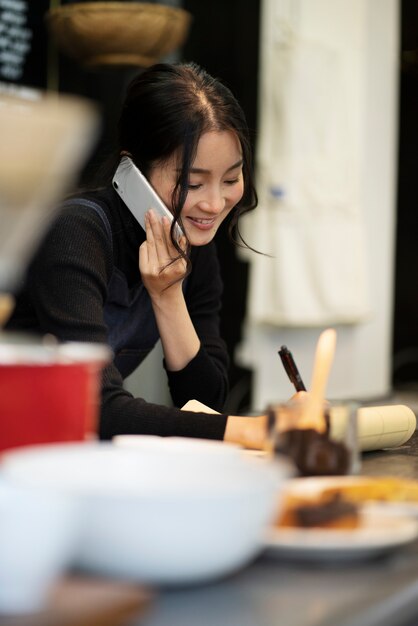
left=112, top=156, right=183, bottom=241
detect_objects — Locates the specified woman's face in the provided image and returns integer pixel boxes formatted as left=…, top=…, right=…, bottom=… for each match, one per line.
left=149, top=130, right=244, bottom=246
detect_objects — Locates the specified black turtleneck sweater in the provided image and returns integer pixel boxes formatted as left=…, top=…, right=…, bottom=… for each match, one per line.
left=6, top=187, right=229, bottom=440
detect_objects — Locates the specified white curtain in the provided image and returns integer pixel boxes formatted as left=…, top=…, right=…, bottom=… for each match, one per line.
left=240, top=0, right=371, bottom=327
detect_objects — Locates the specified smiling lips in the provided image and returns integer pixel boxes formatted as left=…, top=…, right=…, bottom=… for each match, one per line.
left=187, top=216, right=217, bottom=230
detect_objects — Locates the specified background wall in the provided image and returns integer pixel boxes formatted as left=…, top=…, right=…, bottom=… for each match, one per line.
left=393, top=0, right=418, bottom=388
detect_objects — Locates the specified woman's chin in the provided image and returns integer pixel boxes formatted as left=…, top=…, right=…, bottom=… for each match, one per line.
left=185, top=228, right=217, bottom=247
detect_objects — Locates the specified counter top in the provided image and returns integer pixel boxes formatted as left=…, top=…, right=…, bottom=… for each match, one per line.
left=362, top=431, right=418, bottom=479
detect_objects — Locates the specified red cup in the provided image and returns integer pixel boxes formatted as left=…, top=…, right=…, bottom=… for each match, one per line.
left=0, top=340, right=110, bottom=453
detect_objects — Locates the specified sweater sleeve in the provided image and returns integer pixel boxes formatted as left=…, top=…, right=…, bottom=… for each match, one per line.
left=10, top=205, right=228, bottom=441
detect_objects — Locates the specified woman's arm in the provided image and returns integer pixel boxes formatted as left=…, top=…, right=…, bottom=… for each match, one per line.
left=139, top=209, right=229, bottom=411
left=224, top=414, right=268, bottom=450
left=224, top=391, right=308, bottom=449
left=139, top=210, right=200, bottom=370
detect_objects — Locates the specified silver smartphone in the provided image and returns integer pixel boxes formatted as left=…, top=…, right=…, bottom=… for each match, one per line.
left=112, top=156, right=183, bottom=240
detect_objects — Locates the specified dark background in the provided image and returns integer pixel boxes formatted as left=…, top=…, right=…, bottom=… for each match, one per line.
left=393, top=0, right=418, bottom=388
left=182, top=0, right=259, bottom=412
left=0, top=0, right=49, bottom=88
left=2, top=0, right=417, bottom=402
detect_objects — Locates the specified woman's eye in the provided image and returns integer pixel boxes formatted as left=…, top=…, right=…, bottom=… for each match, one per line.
left=224, top=178, right=240, bottom=186
left=188, top=183, right=202, bottom=190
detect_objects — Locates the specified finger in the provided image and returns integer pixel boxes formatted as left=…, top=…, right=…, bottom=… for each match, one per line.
left=179, top=235, right=188, bottom=253
left=139, top=240, right=148, bottom=270
left=152, top=212, right=183, bottom=269
left=147, top=209, right=169, bottom=265
left=290, top=391, right=309, bottom=403
left=161, top=216, right=174, bottom=250
left=161, top=217, right=188, bottom=257
left=161, top=216, right=184, bottom=256
left=144, top=211, right=160, bottom=267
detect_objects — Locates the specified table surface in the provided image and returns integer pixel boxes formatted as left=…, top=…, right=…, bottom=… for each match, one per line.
left=134, top=432, right=418, bottom=626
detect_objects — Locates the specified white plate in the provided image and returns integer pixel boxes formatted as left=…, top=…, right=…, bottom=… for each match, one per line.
left=282, top=475, right=372, bottom=498
left=265, top=504, right=418, bottom=562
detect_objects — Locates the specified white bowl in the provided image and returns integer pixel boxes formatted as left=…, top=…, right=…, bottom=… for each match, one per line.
left=1, top=441, right=291, bottom=585
left=0, top=476, right=78, bottom=613
left=112, top=434, right=243, bottom=463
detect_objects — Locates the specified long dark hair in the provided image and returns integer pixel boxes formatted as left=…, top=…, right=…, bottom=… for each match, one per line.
left=116, top=62, right=258, bottom=259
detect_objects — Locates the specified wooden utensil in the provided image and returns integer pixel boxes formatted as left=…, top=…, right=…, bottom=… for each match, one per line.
left=299, top=328, right=337, bottom=433
left=0, top=294, right=14, bottom=328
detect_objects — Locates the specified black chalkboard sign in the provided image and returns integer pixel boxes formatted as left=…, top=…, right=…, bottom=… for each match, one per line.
left=0, top=0, right=49, bottom=89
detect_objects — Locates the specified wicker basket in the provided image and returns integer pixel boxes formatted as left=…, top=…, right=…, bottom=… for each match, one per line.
left=46, top=2, right=192, bottom=67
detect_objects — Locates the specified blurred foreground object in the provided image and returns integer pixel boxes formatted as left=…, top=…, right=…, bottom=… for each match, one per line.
left=269, top=401, right=359, bottom=477
left=45, top=2, right=192, bottom=68
left=0, top=573, right=152, bottom=624
left=2, top=438, right=291, bottom=585
left=0, top=477, right=78, bottom=614
left=0, top=339, right=111, bottom=454
left=0, top=91, right=98, bottom=293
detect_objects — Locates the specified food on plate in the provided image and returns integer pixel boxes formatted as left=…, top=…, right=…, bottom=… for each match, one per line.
left=276, top=475, right=418, bottom=531
left=320, top=476, right=418, bottom=503
left=277, top=492, right=360, bottom=529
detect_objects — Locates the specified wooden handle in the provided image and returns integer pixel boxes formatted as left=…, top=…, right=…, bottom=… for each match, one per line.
left=0, top=293, right=14, bottom=328
left=299, top=328, right=337, bottom=432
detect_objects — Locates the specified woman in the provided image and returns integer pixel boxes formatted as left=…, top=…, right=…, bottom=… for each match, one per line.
left=6, top=62, right=270, bottom=448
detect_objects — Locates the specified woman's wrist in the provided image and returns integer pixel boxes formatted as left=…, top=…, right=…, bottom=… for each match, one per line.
left=223, top=414, right=269, bottom=450
left=148, top=282, right=184, bottom=310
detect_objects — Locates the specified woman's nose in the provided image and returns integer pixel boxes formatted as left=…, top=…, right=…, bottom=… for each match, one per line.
left=199, top=189, right=225, bottom=214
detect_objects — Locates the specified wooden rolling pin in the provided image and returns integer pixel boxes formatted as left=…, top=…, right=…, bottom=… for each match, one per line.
left=330, top=404, right=417, bottom=452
